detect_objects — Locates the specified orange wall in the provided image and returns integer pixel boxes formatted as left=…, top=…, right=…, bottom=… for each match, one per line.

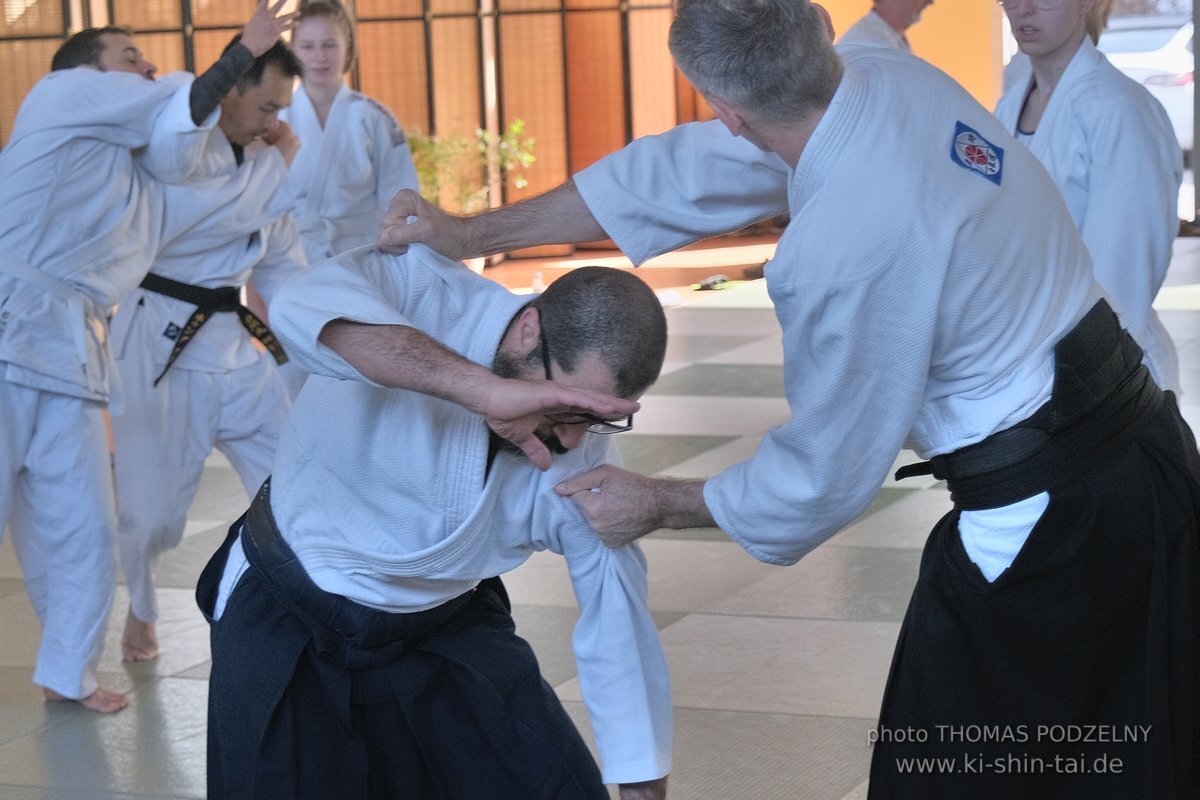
left=827, top=0, right=1005, bottom=110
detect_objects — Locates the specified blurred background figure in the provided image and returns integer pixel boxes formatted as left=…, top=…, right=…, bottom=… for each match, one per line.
left=838, top=0, right=934, bottom=52
left=282, top=0, right=419, bottom=264
left=995, top=0, right=1183, bottom=394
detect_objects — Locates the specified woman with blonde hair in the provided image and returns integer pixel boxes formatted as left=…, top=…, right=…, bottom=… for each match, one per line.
left=283, top=0, right=419, bottom=263
left=995, top=0, right=1182, bottom=393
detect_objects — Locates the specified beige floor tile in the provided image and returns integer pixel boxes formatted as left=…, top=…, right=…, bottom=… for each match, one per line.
left=698, top=334, right=784, bottom=366
left=633, top=395, right=790, bottom=436
left=0, top=533, right=21, bottom=581
left=559, top=614, right=898, bottom=721
left=638, top=538, right=783, bottom=613
left=656, top=433, right=768, bottom=478
left=95, top=588, right=212, bottom=679
left=0, top=677, right=206, bottom=799
left=705, top=545, right=921, bottom=623
left=826, top=488, right=951, bottom=551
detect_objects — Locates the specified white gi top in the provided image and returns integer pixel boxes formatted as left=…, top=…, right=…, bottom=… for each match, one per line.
left=575, top=46, right=1103, bottom=567
left=994, top=37, right=1183, bottom=393
left=0, top=69, right=218, bottom=400
left=220, top=244, right=671, bottom=784
left=281, top=85, right=419, bottom=263
left=109, top=130, right=306, bottom=373
left=838, top=9, right=911, bottom=51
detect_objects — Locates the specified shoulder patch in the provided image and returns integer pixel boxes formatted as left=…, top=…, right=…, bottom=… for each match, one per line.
left=949, top=121, right=1003, bottom=186
left=356, top=94, right=407, bottom=147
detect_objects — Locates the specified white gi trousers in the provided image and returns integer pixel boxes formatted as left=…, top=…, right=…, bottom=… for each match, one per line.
left=0, top=378, right=116, bottom=699
left=112, top=345, right=288, bottom=623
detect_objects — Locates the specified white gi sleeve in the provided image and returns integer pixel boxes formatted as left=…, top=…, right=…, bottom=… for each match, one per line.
left=251, top=215, right=309, bottom=307
left=546, top=439, right=672, bottom=785
left=267, top=246, right=419, bottom=382
left=6, top=69, right=179, bottom=150
left=702, top=221, right=948, bottom=565
left=367, top=104, right=421, bottom=212
left=574, top=120, right=791, bottom=265
left=137, top=72, right=221, bottom=184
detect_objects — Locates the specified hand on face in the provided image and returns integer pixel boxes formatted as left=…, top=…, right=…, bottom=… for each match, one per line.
left=262, top=119, right=301, bottom=165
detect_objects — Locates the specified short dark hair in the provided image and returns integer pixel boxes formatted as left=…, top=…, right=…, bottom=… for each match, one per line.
left=222, top=35, right=303, bottom=91
left=530, top=267, right=668, bottom=398
left=51, top=26, right=133, bottom=71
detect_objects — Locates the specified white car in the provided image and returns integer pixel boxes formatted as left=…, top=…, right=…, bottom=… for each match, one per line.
left=1098, top=15, right=1194, bottom=154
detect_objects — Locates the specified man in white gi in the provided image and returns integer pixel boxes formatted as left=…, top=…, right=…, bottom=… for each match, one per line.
left=838, top=0, right=932, bottom=51
left=198, top=247, right=669, bottom=799
left=0, top=0, right=294, bottom=713
left=111, top=39, right=306, bottom=663
left=378, top=0, right=1200, bottom=796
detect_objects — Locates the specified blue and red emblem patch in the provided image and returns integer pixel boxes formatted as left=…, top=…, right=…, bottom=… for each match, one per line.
left=950, top=121, right=1003, bottom=186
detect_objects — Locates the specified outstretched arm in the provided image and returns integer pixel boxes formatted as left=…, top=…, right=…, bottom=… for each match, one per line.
left=377, top=180, right=606, bottom=259
left=556, top=465, right=715, bottom=546
left=320, top=320, right=639, bottom=470
left=188, top=0, right=297, bottom=124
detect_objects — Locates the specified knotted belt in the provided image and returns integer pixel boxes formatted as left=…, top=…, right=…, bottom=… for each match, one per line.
left=894, top=300, right=1162, bottom=509
left=139, top=272, right=287, bottom=386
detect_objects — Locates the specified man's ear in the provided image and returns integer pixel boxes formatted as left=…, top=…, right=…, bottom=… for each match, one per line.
left=812, top=3, right=836, bottom=40
left=706, top=96, right=745, bottom=137
left=506, top=305, right=542, bottom=356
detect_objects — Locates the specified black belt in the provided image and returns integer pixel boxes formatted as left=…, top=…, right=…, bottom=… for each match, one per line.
left=139, top=272, right=288, bottom=386
left=895, top=300, right=1163, bottom=509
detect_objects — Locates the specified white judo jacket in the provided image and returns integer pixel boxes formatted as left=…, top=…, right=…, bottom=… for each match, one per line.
left=838, top=9, right=910, bottom=51
left=575, top=46, right=1102, bottom=566
left=233, top=245, right=673, bottom=784
left=110, top=129, right=306, bottom=376
left=281, top=85, right=419, bottom=263
left=995, top=38, right=1183, bottom=393
left=0, top=69, right=218, bottom=401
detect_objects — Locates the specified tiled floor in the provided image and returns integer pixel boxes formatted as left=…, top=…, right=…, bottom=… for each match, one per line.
left=4, top=237, right=1200, bottom=799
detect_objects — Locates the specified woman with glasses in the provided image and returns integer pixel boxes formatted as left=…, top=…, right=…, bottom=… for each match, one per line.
left=995, top=0, right=1183, bottom=393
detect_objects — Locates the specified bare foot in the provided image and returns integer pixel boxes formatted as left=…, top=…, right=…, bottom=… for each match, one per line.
left=43, top=686, right=129, bottom=713
left=121, top=609, right=159, bottom=662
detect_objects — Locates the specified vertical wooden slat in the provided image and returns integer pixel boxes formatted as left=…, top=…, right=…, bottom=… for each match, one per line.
left=357, top=19, right=427, bottom=131
left=0, top=39, right=60, bottom=146
left=430, top=16, right=481, bottom=136
left=626, top=6, right=673, bottom=138
left=357, top=0, right=423, bottom=16
left=564, top=9, right=623, bottom=174
left=0, top=0, right=65, bottom=36
left=137, top=30, right=186, bottom=73
left=192, top=26, right=240, bottom=70
left=112, top=0, right=181, bottom=29
left=186, top=0, right=251, bottom=26
left=498, top=10, right=569, bottom=255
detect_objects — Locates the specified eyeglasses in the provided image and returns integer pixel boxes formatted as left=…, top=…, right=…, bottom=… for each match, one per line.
left=997, top=0, right=1063, bottom=10
left=539, top=328, right=634, bottom=434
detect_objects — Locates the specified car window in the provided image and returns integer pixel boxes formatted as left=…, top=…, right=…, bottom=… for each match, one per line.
left=1098, top=27, right=1183, bottom=53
